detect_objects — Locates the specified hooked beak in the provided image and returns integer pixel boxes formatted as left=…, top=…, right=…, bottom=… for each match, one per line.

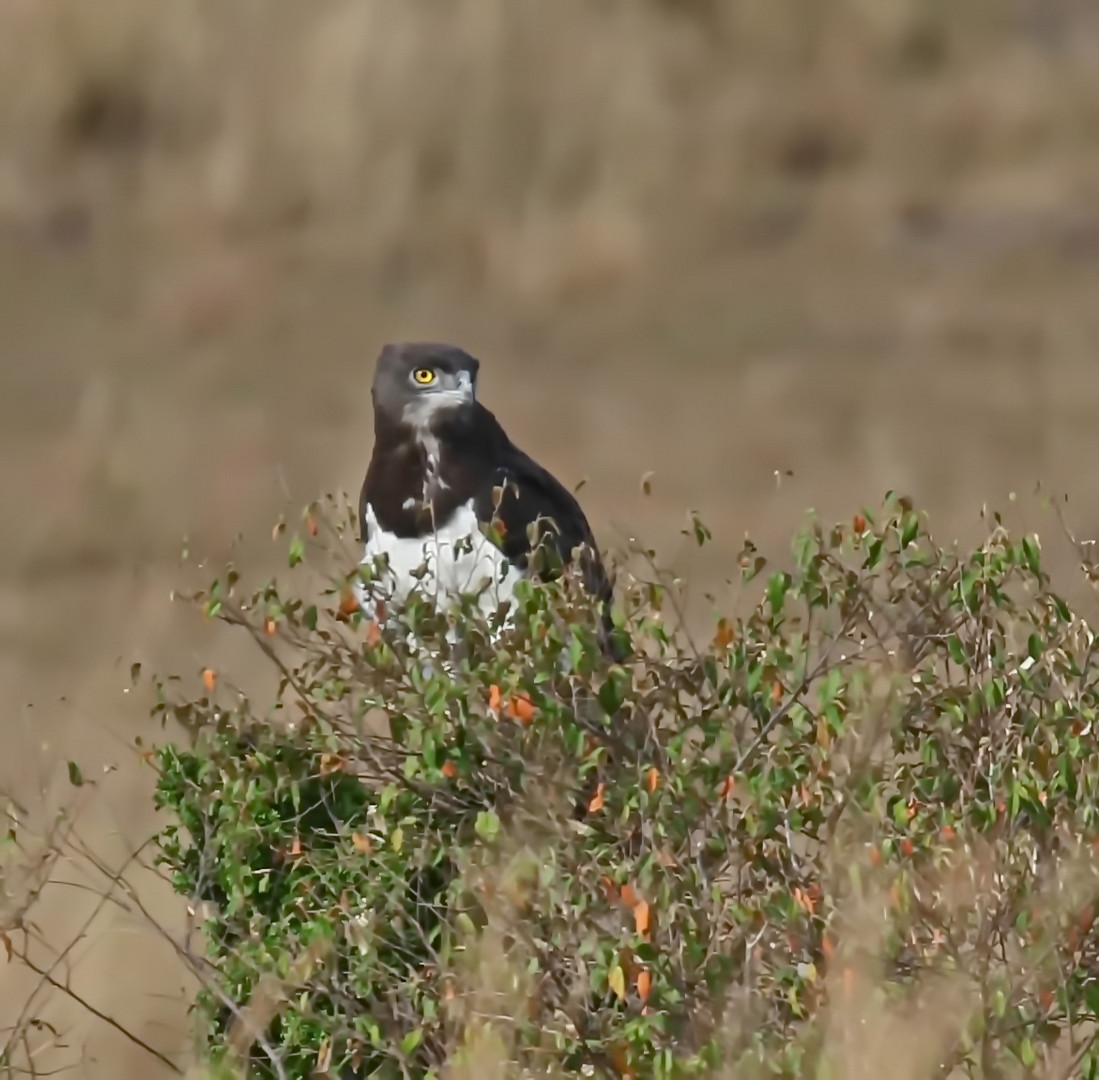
left=454, top=369, right=476, bottom=402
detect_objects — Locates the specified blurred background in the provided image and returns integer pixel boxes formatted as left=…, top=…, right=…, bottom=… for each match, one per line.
left=4, top=0, right=1099, bottom=1074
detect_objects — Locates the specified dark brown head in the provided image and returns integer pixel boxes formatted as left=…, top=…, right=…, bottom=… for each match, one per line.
left=371, top=342, right=480, bottom=431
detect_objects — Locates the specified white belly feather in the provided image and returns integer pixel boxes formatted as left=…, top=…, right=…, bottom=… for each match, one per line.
left=356, top=501, right=523, bottom=628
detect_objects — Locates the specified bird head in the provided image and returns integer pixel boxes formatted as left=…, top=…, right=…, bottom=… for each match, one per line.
left=371, top=342, right=480, bottom=429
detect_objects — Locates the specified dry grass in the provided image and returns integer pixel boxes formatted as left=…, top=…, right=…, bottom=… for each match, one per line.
left=4, top=0, right=1099, bottom=1074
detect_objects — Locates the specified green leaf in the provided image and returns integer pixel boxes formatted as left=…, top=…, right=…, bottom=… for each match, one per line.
left=1019, top=1037, right=1036, bottom=1067
left=688, top=511, right=712, bottom=547
left=900, top=512, right=919, bottom=549
left=1022, top=534, right=1041, bottom=575
left=67, top=761, right=84, bottom=787
left=288, top=536, right=305, bottom=568
left=767, top=572, right=791, bottom=614
left=401, top=1028, right=423, bottom=1056
left=475, top=811, right=501, bottom=843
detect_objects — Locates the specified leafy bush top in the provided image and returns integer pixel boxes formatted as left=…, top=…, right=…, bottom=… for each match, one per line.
left=151, top=494, right=1099, bottom=1079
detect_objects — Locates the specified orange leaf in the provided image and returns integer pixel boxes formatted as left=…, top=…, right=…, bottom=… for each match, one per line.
left=319, top=753, right=347, bottom=776
left=441, top=760, right=458, bottom=779
left=201, top=668, right=217, bottom=693
left=940, top=824, right=956, bottom=842
left=587, top=783, right=605, bottom=813
left=718, top=775, right=736, bottom=802
left=365, top=620, right=382, bottom=647
left=771, top=680, right=783, bottom=705
left=853, top=513, right=867, bottom=533
left=488, top=684, right=502, bottom=713
left=868, top=846, right=882, bottom=866
left=646, top=767, right=659, bottom=794
left=290, top=834, right=302, bottom=857
left=713, top=617, right=734, bottom=649
left=306, top=513, right=319, bottom=536
left=338, top=589, right=360, bottom=616
left=608, top=1042, right=634, bottom=1080
left=264, top=617, right=278, bottom=637
left=900, top=838, right=914, bottom=857
left=506, top=693, right=535, bottom=724
left=633, top=900, right=651, bottom=939
left=352, top=832, right=373, bottom=854
left=600, top=875, right=618, bottom=902
left=620, top=883, right=638, bottom=908
left=636, top=968, right=652, bottom=1002
left=793, top=887, right=815, bottom=915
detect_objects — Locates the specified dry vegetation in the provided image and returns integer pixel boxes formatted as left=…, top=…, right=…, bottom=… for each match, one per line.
left=4, top=0, right=1099, bottom=1076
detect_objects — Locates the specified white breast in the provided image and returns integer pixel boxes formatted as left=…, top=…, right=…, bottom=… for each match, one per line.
left=356, top=501, right=523, bottom=627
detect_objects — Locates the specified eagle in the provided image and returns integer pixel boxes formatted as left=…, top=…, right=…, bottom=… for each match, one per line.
left=355, top=341, right=626, bottom=662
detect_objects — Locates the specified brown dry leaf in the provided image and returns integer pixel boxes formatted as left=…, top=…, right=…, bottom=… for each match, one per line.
left=290, top=834, right=302, bottom=857
left=352, top=832, right=372, bottom=854
left=201, top=667, right=217, bottom=693
left=587, top=782, right=606, bottom=813
left=646, top=766, right=659, bottom=793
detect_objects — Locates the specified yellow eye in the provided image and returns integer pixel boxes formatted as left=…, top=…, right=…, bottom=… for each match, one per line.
left=412, top=368, right=436, bottom=385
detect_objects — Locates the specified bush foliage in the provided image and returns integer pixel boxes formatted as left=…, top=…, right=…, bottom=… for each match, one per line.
left=151, top=493, right=1099, bottom=1079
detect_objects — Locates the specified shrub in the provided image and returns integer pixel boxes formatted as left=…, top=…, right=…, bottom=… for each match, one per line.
left=150, top=493, right=1099, bottom=1079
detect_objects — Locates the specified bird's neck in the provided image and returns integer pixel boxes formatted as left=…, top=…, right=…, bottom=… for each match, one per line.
left=363, top=406, right=499, bottom=537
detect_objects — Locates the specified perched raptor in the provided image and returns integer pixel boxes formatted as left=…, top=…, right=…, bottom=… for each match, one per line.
left=356, top=341, right=625, bottom=661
